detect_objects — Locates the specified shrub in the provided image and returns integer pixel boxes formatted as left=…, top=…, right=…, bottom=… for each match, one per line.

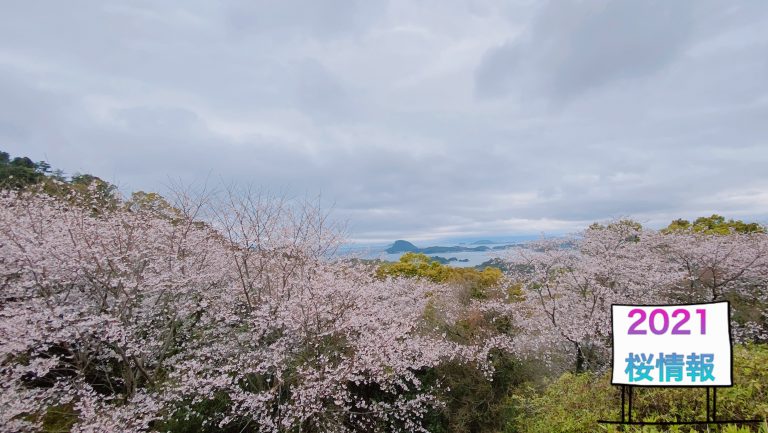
left=510, top=345, right=768, bottom=433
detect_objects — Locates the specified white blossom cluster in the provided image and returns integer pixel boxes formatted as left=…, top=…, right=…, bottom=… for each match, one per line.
left=504, top=221, right=768, bottom=372
left=0, top=190, right=502, bottom=432
left=2, top=189, right=766, bottom=432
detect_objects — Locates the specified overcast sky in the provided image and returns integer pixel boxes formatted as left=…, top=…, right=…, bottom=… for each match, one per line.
left=2, top=1, right=768, bottom=243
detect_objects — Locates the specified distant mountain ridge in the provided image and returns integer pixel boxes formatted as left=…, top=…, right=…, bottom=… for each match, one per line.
left=385, top=239, right=519, bottom=254
left=470, top=240, right=494, bottom=245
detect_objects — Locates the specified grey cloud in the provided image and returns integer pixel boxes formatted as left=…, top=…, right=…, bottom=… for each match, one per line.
left=226, top=0, right=387, bottom=39
left=475, top=0, right=694, bottom=100
left=2, top=0, right=768, bottom=242
left=293, top=58, right=357, bottom=121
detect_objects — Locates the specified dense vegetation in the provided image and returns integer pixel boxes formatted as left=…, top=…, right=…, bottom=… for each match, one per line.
left=512, top=345, right=768, bottom=433
left=2, top=150, right=768, bottom=432
left=0, top=152, right=50, bottom=188
left=377, top=252, right=504, bottom=302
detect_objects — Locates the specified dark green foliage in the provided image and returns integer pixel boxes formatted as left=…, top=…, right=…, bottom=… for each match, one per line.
left=40, top=404, right=80, bottom=433
left=376, top=253, right=503, bottom=302
left=475, top=257, right=509, bottom=272
left=664, top=215, right=766, bottom=235
left=422, top=352, right=542, bottom=433
left=1, top=149, right=121, bottom=211
left=0, top=150, right=48, bottom=188
left=153, top=393, right=247, bottom=433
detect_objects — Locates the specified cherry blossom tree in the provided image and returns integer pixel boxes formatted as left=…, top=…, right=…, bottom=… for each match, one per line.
left=659, top=230, right=768, bottom=342
left=4, top=184, right=765, bottom=432
left=503, top=220, right=768, bottom=372
left=0, top=186, right=229, bottom=431
left=0, top=187, right=506, bottom=433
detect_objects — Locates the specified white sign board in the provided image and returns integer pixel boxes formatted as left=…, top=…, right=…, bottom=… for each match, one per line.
left=611, top=302, right=732, bottom=386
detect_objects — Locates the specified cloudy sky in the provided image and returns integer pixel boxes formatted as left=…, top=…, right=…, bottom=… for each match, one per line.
left=2, top=1, right=768, bottom=243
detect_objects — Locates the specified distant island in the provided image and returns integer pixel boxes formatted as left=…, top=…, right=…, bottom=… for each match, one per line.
left=385, top=239, right=520, bottom=254
left=386, top=240, right=419, bottom=253
left=429, top=255, right=470, bottom=264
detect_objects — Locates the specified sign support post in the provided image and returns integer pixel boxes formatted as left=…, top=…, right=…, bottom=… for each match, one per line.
left=620, top=385, right=625, bottom=423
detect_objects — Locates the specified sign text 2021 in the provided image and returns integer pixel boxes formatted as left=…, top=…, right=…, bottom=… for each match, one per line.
left=627, top=308, right=706, bottom=335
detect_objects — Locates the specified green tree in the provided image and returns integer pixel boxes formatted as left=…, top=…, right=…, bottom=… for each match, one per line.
left=377, top=252, right=454, bottom=282
left=664, top=214, right=765, bottom=235
left=377, top=252, right=503, bottom=301
left=0, top=151, right=47, bottom=188
left=68, top=173, right=121, bottom=212
left=126, top=191, right=181, bottom=220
